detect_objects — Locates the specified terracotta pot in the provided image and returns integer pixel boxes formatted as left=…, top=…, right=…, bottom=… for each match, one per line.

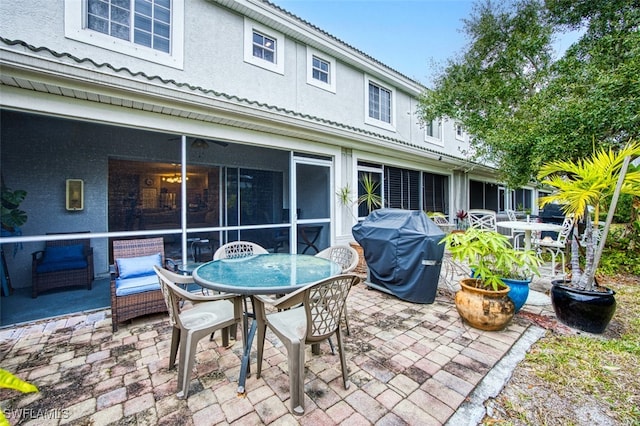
left=349, top=241, right=367, bottom=274
left=455, top=278, right=515, bottom=331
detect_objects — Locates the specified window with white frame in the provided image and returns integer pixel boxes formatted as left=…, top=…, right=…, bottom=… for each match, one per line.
left=64, top=0, right=184, bottom=68
left=243, top=18, right=284, bottom=74
left=306, top=47, right=336, bottom=93
left=424, top=118, right=443, bottom=145
left=364, top=76, right=395, bottom=131
left=455, top=123, right=466, bottom=141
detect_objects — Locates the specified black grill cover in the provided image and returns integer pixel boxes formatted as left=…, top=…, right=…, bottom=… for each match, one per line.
left=352, top=209, right=445, bottom=303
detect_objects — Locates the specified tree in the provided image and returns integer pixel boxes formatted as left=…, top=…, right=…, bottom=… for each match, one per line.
left=418, top=0, right=640, bottom=188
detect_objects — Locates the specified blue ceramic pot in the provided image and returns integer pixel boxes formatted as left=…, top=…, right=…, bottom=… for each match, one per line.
left=502, top=277, right=531, bottom=313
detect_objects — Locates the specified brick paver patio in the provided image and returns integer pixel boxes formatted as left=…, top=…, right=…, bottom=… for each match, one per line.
left=0, top=269, right=557, bottom=425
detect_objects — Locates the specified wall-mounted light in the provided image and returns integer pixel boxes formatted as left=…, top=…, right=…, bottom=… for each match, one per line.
left=66, top=179, right=84, bottom=211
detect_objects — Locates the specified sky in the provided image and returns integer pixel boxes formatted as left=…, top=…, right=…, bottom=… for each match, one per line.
left=273, top=0, right=581, bottom=87
left=273, top=0, right=476, bottom=86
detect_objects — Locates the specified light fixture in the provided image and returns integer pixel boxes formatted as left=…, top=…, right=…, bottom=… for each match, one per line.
left=191, top=139, right=209, bottom=150
left=162, top=164, right=188, bottom=184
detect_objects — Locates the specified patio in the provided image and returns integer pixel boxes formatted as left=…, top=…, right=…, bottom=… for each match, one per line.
left=0, top=267, right=558, bottom=425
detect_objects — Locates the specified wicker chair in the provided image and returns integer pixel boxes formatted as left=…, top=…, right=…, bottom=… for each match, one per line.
left=254, top=274, right=359, bottom=415
left=31, top=232, right=94, bottom=298
left=111, top=237, right=168, bottom=332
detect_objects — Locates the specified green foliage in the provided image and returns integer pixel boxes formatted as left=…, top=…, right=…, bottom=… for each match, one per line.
left=599, top=223, right=640, bottom=275
left=418, top=0, right=640, bottom=188
left=357, top=173, right=382, bottom=213
left=0, top=183, right=27, bottom=231
left=440, top=228, right=541, bottom=291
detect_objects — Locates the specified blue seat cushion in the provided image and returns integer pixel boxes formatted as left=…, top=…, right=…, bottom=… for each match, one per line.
left=115, top=274, right=160, bottom=296
left=116, top=253, right=162, bottom=279
left=43, top=244, right=85, bottom=263
left=36, top=259, right=88, bottom=273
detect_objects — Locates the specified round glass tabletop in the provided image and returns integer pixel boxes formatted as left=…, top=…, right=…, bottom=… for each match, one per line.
left=192, top=253, right=342, bottom=295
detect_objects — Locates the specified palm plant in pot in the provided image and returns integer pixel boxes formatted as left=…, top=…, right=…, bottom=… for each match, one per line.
left=337, top=173, right=382, bottom=273
left=537, top=140, right=640, bottom=333
left=441, top=227, right=541, bottom=330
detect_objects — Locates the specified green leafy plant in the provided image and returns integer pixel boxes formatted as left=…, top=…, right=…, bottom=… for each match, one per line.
left=1, top=183, right=27, bottom=232
left=441, top=228, right=541, bottom=291
left=337, top=173, right=382, bottom=219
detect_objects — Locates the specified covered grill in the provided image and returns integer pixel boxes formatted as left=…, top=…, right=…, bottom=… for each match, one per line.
left=352, top=209, right=445, bottom=304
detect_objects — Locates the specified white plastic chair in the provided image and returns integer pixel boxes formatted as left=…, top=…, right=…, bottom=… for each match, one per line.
left=254, top=274, right=359, bottom=415
left=468, top=209, right=497, bottom=231
left=315, top=245, right=359, bottom=336
left=213, top=241, right=269, bottom=260
left=153, top=266, right=242, bottom=399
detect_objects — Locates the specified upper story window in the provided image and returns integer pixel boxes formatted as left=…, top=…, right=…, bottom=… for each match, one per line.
left=252, top=31, right=276, bottom=63
left=306, top=47, right=336, bottom=93
left=64, top=0, right=184, bottom=68
left=244, top=18, right=284, bottom=75
left=87, top=0, right=170, bottom=53
left=455, top=123, right=466, bottom=141
left=364, top=76, right=395, bottom=131
left=424, top=118, right=443, bottom=145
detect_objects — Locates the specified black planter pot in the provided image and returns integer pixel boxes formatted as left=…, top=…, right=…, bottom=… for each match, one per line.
left=550, top=280, right=616, bottom=334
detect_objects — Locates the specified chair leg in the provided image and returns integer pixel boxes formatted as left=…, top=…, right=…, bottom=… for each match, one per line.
left=336, top=328, right=350, bottom=390
left=343, top=307, right=351, bottom=336
left=288, top=340, right=305, bottom=415
left=176, top=330, right=196, bottom=399
left=169, top=326, right=180, bottom=369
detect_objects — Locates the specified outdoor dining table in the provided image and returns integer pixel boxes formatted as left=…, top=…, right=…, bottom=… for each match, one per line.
left=497, top=220, right=565, bottom=250
left=192, top=253, right=342, bottom=394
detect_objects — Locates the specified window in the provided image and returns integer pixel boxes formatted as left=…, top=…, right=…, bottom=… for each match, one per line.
left=87, top=0, right=171, bottom=53
left=470, top=180, right=499, bottom=211
left=306, top=47, right=336, bottom=92
left=384, top=166, right=420, bottom=210
left=364, top=76, right=395, bottom=131
left=511, top=188, right=533, bottom=211
left=423, top=172, right=449, bottom=214
left=243, top=18, right=284, bottom=74
left=64, top=0, right=184, bottom=68
left=424, top=119, right=443, bottom=145
left=252, top=31, right=276, bottom=63
left=455, top=123, right=466, bottom=141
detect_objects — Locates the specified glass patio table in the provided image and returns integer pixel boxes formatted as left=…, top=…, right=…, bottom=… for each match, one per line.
left=192, top=253, right=342, bottom=394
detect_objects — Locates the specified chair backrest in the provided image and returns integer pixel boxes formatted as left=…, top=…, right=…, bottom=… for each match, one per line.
left=153, top=265, right=194, bottom=329
left=45, top=231, right=91, bottom=253
left=303, top=274, right=359, bottom=343
left=315, top=245, right=359, bottom=273
left=505, top=209, right=517, bottom=221
left=468, top=209, right=497, bottom=231
left=113, top=237, right=165, bottom=276
left=556, top=215, right=575, bottom=245
left=430, top=215, right=450, bottom=225
left=213, top=241, right=268, bottom=260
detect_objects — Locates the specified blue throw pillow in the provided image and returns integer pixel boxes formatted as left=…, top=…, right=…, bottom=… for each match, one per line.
left=44, top=244, right=85, bottom=263
left=116, top=252, right=162, bottom=279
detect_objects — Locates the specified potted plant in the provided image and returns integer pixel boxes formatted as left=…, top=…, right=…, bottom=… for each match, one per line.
left=1, top=182, right=28, bottom=235
left=337, top=173, right=382, bottom=273
left=537, top=140, right=640, bottom=333
left=455, top=209, right=468, bottom=230
left=441, top=227, right=542, bottom=330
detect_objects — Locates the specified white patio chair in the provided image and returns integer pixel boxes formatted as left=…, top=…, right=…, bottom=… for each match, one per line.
left=534, top=215, right=575, bottom=277
left=468, top=209, right=497, bottom=231
left=505, top=209, right=525, bottom=249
